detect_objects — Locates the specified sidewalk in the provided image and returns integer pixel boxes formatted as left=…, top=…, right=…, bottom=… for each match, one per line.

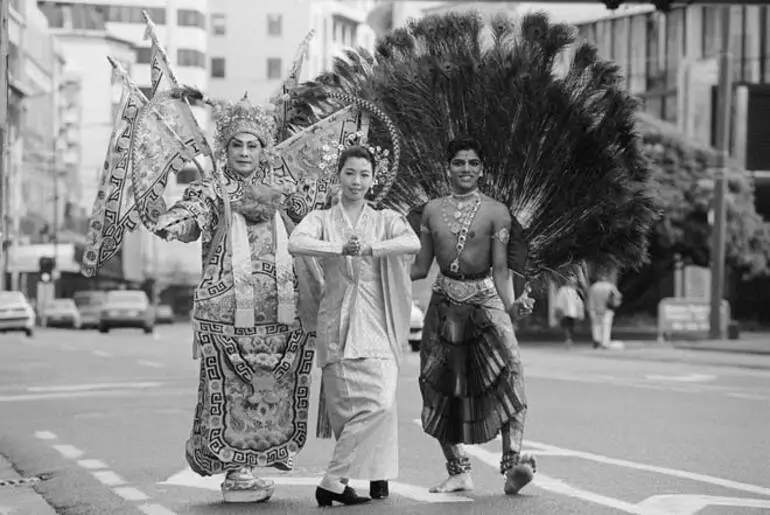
left=0, top=454, right=56, bottom=515
left=548, top=339, right=770, bottom=371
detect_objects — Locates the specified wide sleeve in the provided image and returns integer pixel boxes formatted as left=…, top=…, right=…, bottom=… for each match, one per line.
left=155, top=180, right=219, bottom=243
left=288, top=210, right=344, bottom=257
left=370, top=210, right=421, bottom=258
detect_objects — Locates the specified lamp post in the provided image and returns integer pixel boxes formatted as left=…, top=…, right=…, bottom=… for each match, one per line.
left=709, top=5, right=731, bottom=340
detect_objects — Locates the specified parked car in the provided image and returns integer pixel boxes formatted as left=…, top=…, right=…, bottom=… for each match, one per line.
left=409, top=301, right=425, bottom=352
left=99, top=290, right=154, bottom=334
left=43, top=299, right=81, bottom=329
left=0, top=291, right=35, bottom=337
left=73, top=290, right=107, bottom=329
left=154, top=304, right=174, bottom=324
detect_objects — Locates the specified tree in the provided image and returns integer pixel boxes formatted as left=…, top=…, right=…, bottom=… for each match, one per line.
left=618, top=112, right=770, bottom=312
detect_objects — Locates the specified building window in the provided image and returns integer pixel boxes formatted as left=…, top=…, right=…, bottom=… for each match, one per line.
left=178, top=9, right=205, bottom=29
left=267, top=58, right=282, bottom=79
left=211, top=57, right=226, bottom=78
left=211, top=13, right=226, bottom=35
left=136, top=47, right=152, bottom=64
left=267, top=14, right=282, bottom=36
left=177, top=49, right=206, bottom=68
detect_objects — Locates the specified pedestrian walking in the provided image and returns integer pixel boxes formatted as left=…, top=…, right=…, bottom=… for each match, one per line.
left=554, top=276, right=585, bottom=348
left=289, top=144, right=420, bottom=507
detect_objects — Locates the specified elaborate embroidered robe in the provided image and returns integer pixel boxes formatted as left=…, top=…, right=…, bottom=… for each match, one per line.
left=156, top=172, right=320, bottom=476
left=288, top=204, right=419, bottom=481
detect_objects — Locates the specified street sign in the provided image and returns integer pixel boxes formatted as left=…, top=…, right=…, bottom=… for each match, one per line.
left=657, top=297, right=730, bottom=341
left=683, top=265, right=710, bottom=300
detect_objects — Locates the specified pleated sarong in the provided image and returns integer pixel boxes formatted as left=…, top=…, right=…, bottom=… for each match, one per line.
left=419, top=285, right=527, bottom=446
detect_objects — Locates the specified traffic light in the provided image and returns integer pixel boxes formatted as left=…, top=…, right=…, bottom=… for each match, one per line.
left=39, top=256, right=56, bottom=282
left=601, top=0, right=675, bottom=12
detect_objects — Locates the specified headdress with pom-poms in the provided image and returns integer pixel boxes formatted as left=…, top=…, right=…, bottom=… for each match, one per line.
left=212, top=91, right=277, bottom=162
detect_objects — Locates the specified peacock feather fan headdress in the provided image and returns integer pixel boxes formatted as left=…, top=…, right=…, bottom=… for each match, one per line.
left=288, top=10, right=660, bottom=284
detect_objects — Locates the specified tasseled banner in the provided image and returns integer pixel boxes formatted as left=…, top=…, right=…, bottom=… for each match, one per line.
left=316, top=380, right=333, bottom=439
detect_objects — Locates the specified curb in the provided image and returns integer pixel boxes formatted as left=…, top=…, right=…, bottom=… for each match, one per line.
left=0, top=454, right=57, bottom=515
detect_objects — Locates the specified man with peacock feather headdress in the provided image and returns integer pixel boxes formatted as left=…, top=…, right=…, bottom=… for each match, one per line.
left=287, top=10, right=659, bottom=496
left=80, top=18, right=402, bottom=504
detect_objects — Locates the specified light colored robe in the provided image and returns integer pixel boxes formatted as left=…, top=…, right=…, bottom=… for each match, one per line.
left=288, top=203, right=420, bottom=481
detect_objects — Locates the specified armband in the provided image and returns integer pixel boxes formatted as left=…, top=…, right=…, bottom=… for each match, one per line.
left=492, top=228, right=510, bottom=244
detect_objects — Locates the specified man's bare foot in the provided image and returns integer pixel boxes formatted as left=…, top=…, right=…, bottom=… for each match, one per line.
left=429, top=473, right=473, bottom=493
left=503, top=454, right=537, bottom=495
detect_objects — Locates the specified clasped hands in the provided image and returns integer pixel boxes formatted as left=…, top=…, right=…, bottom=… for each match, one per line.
left=341, top=235, right=372, bottom=257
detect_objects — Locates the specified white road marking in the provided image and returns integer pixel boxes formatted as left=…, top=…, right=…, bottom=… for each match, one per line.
left=93, top=470, right=126, bottom=486
left=637, top=494, right=770, bottom=514
left=411, top=418, right=770, bottom=504
left=727, top=392, right=767, bottom=401
left=33, top=431, right=57, bottom=440
left=525, top=440, right=770, bottom=497
left=113, top=487, right=150, bottom=501
left=52, top=445, right=84, bottom=460
left=137, top=360, right=164, bottom=369
left=27, top=382, right=163, bottom=393
left=463, top=445, right=652, bottom=514
left=161, top=468, right=473, bottom=503
left=644, top=374, right=716, bottom=383
left=93, top=350, right=113, bottom=358
left=77, top=459, right=109, bottom=470
left=138, top=504, right=179, bottom=515
left=0, top=390, right=172, bottom=403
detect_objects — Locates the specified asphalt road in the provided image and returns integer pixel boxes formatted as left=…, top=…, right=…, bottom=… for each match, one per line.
left=0, top=325, right=769, bottom=515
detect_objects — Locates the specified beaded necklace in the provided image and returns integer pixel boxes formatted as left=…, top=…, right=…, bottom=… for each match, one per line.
left=441, top=190, right=483, bottom=274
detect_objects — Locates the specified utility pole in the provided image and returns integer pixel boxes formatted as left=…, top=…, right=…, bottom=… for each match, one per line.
left=709, top=5, right=732, bottom=340
left=0, top=0, right=9, bottom=292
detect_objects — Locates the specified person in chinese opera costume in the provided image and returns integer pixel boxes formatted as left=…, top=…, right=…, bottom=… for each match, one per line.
left=80, top=23, right=396, bottom=504
left=289, top=11, right=660, bottom=496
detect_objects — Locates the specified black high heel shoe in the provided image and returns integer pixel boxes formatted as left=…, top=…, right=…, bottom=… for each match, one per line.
left=370, top=480, right=389, bottom=499
left=315, top=486, right=371, bottom=507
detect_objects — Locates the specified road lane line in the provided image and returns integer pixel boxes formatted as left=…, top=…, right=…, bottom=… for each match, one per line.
left=138, top=504, right=179, bottom=515
left=161, top=468, right=473, bottom=503
left=411, top=418, right=770, bottom=500
left=52, top=445, right=84, bottom=460
left=137, top=360, right=164, bottom=369
left=93, top=350, right=113, bottom=358
left=113, top=487, right=150, bottom=501
left=33, top=431, right=57, bottom=440
left=77, top=459, right=109, bottom=470
left=525, top=440, right=770, bottom=497
left=462, top=445, right=653, bottom=514
left=727, top=392, right=767, bottom=401
left=27, top=382, right=163, bottom=393
left=93, top=470, right=126, bottom=486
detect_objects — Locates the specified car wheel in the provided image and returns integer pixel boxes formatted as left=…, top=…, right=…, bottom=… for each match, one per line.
left=24, top=328, right=33, bottom=337
left=98, top=325, right=109, bottom=334
left=409, top=340, right=420, bottom=352
left=143, top=325, right=154, bottom=334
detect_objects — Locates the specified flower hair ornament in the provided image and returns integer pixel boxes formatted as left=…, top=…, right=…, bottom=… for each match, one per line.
left=315, top=92, right=401, bottom=207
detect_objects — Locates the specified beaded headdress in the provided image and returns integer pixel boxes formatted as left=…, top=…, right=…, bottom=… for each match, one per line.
left=212, top=92, right=276, bottom=161
left=320, top=130, right=391, bottom=183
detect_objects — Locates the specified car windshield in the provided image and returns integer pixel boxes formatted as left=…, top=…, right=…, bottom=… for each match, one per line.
left=0, top=292, right=26, bottom=307
left=107, top=291, right=147, bottom=305
left=73, top=292, right=106, bottom=307
left=47, top=300, right=73, bottom=309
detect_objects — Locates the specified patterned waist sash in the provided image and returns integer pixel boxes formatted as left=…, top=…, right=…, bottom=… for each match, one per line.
left=433, top=273, right=497, bottom=305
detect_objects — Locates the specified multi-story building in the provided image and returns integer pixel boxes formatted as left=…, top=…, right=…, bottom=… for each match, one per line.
left=207, top=0, right=379, bottom=107
left=37, top=0, right=211, bottom=286
left=570, top=4, right=770, bottom=219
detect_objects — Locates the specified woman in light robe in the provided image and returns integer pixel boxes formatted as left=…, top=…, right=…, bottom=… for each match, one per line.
left=288, top=145, right=421, bottom=507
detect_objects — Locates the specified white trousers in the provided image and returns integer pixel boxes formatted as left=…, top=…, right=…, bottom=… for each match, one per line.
left=590, top=311, right=615, bottom=347
left=320, top=358, right=399, bottom=493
